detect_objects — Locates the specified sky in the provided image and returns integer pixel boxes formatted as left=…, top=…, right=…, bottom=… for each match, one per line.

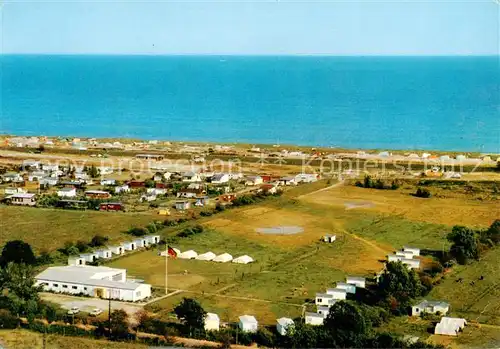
left=1, top=0, right=499, bottom=55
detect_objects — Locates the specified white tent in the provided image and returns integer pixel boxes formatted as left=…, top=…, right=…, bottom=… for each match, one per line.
left=204, top=313, right=220, bottom=331
left=178, top=250, right=198, bottom=259
left=232, top=255, right=254, bottom=264
left=196, top=252, right=216, bottom=261
left=160, top=247, right=181, bottom=257
left=435, top=317, right=467, bottom=336
left=213, top=253, right=233, bottom=263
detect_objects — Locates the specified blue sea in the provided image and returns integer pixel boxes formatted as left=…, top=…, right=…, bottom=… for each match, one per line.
left=1, top=55, right=498, bottom=152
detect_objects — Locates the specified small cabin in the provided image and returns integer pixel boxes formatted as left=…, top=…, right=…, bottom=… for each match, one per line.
left=323, top=234, right=336, bottom=243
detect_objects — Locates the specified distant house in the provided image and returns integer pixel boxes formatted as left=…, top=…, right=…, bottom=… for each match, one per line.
left=79, top=252, right=99, bottom=263
left=401, top=258, right=421, bottom=269
left=315, top=293, right=336, bottom=306
left=95, top=248, right=113, bottom=259
left=412, top=300, right=450, bottom=317
left=145, top=235, right=161, bottom=245
left=2, top=173, right=24, bottom=182
left=85, top=190, right=111, bottom=199
left=177, top=189, right=204, bottom=198
left=336, top=282, right=356, bottom=294
left=305, top=312, right=324, bottom=326
left=175, top=201, right=190, bottom=210
left=99, top=202, right=124, bottom=211
left=276, top=317, right=294, bottom=336
left=182, top=172, right=202, bottom=183
left=403, top=246, right=420, bottom=256
left=204, top=313, right=220, bottom=331
left=28, top=171, right=47, bottom=182
left=68, top=256, right=86, bottom=266
left=211, top=173, right=230, bottom=184
left=109, top=245, right=125, bottom=255
left=6, top=193, right=36, bottom=206
left=326, top=288, right=347, bottom=300
left=323, top=234, right=336, bottom=243
left=239, top=315, right=258, bottom=333
left=128, top=181, right=145, bottom=189
left=115, top=184, right=130, bottom=194
left=123, top=241, right=137, bottom=251
left=147, top=187, right=167, bottom=196
left=260, top=184, right=278, bottom=195
left=317, top=306, right=330, bottom=317
left=153, top=172, right=165, bottom=182
left=294, top=173, right=318, bottom=183
left=136, top=154, right=164, bottom=161
left=346, top=276, right=366, bottom=289
left=57, top=187, right=77, bottom=198
left=279, top=177, right=297, bottom=186
left=245, top=176, right=263, bottom=186
left=4, top=187, right=27, bottom=195
left=140, top=194, right=157, bottom=202
left=434, top=317, right=467, bottom=336
left=40, top=177, right=59, bottom=186
left=134, top=238, right=149, bottom=249
left=396, top=251, right=415, bottom=259
left=100, top=179, right=116, bottom=186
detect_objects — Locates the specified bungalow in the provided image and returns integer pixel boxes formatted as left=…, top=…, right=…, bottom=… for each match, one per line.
left=140, top=194, right=157, bottom=202
left=204, top=313, right=220, bottom=331
left=326, top=288, right=347, bottom=300
left=28, top=171, right=47, bottom=182
left=317, top=306, right=330, bottom=317
left=279, top=176, right=297, bottom=186
left=175, top=201, right=191, bottom=210
left=79, top=252, right=99, bottom=263
left=2, top=173, right=23, bottom=182
left=412, top=300, right=450, bottom=317
left=276, top=317, right=294, bottom=336
left=68, top=256, right=86, bottom=266
left=22, top=160, right=41, bottom=169
left=109, top=245, right=126, bottom=255
left=396, top=251, right=415, bottom=259
left=195, top=196, right=210, bottom=207
left=128, top=181, right=145, bottom=189
left=40, top=177, right=59, bottom=186
left=60, top=181, right=84, bottom=189
left=196, top=252, right=216, bottom=261
left=387, top=254, right=403, bottom=263
left=211, top=173, right=230, bottom=184
left=336, top=282, right=356, bottom=294
left=315, top=293, right=336, bottom=306
left=115, top=184, right=130, bottom=194
left=57, top=187, right=77, bottom=198
left=95, top=248, right=113, bottom=259
left=123, top=241, right=137, bottom=251
left=245, top=176, right=263, bottom=186
left=85, top=190, right=111, bottom=199
left=134, top=238, right=149, bottom=249
left=177, top=189, right=204, bottom=198
left=99, top=202, right=124, bottom=211
left=153, top=172, right=166, bottom=182
left=100, top=179, right=116, bottom=186
left=294, top=173, right=318, bottom=183
left=4, top=187, right=27, bottom=195
left=147, top=187, right=167, bottom=195
left=182, top=172, right=202, bottom=183
left=323, top=234, right=336, bottom=243
left=403, top=246, right=421, bottom=256
left=305, top=312, right=324, bottom=326
left=42, top=164, right=59, bottom=172
left=74, top=172, right=89, bottom=180
left=145, top=235, right=161, bottom=245
left=401, top=258, right=421, bottom=269
left=346, top=276, right=366, bottom=289
left=6, top=193, right=36, bottom=206
left=239, top=315, right=258, bottom=333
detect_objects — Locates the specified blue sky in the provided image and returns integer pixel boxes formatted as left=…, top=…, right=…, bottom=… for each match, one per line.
left=1, top=0, right=498, bottom=55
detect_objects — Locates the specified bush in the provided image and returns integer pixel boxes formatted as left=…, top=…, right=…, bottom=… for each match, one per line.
left=89, top=235, right=108, bottom=247
left=127, top=227, right=148, bottom=237
left=199, top=211, right=213, bottom=217
left=0, top=309, right=19, bottom=329
left=414, top=188, right=431, bottom=198
left=177, top=225, right=204, bottom=238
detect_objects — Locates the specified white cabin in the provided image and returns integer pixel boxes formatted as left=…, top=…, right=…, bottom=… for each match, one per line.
left=305, top=312, right=324, bottom=326
left=204, top=313, right=220, bottom=331
left=276, top=317, right=294, bottom=336
left=239, top=315, right=258, bottom=333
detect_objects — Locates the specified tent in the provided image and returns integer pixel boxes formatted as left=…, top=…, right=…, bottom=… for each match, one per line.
left=196, top=252, right=216, bottom=261
left=232, top=255, right=254, bottom=264
left=213, top=253, right=233, bottom=263
left=435, top=317, right=467, bottom=336
left=178, top=250, right=198, bottom=259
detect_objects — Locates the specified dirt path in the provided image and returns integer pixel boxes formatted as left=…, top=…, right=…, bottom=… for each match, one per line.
left=342, top=229, right=390, bottom=255
left=297, top=179, right=345, bottom=199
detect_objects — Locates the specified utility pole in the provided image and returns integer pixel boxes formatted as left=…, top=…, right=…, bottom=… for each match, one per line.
left=165, top=244, right=168, bottom=295
left=108, top=291, right=112, bottom=338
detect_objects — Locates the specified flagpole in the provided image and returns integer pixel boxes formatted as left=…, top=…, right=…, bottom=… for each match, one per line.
left=165, top=244, right=168, bottom=295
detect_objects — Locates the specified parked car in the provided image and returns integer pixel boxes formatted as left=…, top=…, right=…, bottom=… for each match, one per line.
left=67, top=306, right=80, bottom=315
left=89, top=308, right=103, bottom=317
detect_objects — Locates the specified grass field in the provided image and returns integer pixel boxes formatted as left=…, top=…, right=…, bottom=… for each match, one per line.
left=0, top=329, right=149, bottom=349
left=0, top=205, right=158, bottom=252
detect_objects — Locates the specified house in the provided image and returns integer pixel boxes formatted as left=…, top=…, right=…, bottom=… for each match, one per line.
left=412, top=300, right=450, bottom=316
left=305, top=312, right=324, bottom=326
left=145, top=235, right=161, bottom=245
left=136, top=154, right=164, bottom=161
left=211, top=173, right=230, bottom=184
left=403, top=246, right=420, bottom=256
left=239, top=315, right=258, bottom=333
left=326, top=288, right=347, bottom=300
left=294, top=173, right=318, bottom=183
left=27, top=171, right=46, bottom=181
left=196, top=252, right=216, bottom=261
left=276, top=317, right=294, bottom=336
left=2, top=173, right=24, bottom=183
left=175, top=201, right=191, bottom=210
left=79, top=252, right=99, bottom=263
left=4, top=187, right=27, bottom=195
left=95, top=248, right=113, bottom=259
left=177, top=189, right=204, bottom=198
left=219, top=193, right=236, bottom=202
left=204, top=313, right=220, bottom=331
left=57, top=187, right=77, bottom=198
left=42, top=164, right=59, bottom=172
left=317, top=306, right=330, bottom=317
left=182, top=172, right=202, bottom=183
left=195, top=196, right=210, bottom=207
left=100, top=179, right=116, bottom=186
left=336, top=282, right=356, bottom=294
left=98, top=167, right=113, bottom=175
left=140, top=194, right=157, bottom=202
left=279, top=176, right=297, bottom=186
left=128, top=181, right=145, bottom=189
left=213, top=253, right=233, bottom=263
left=109, top=245, right=125, bottom=255
left=396, top=250, right=415, bottom=259
left=434, top=317, right=467, bottom=336
left=346, top=276, right=366, bottom=288
left=232, top=255, right=254, bottom=264
left=387, top=254, right=403, bottom=263
left=153, top=172, right=166, bottom=182
left=323, top=234, right=336, bottom=243
left=115, top=184, right=130, bottom=194
left=85, top=190, right=111, bottom=199
left=134, top=238, right=149, bottom=249
left=68, top=256, right=86, bottom=266
left=74, top=172, right=89, bottom=180
left=40, top=177, right=59, bottom=186
left=147, top=187, right=167, bottom=195
left=99, top=202, right=124, bottom=211
left=178, top=250, right=198, bottom=259
left=245, top=176, right=263, bottom=186
left=123, top=241, right=137, bottom=251
left=6, top=193, right=36, bottom=206
left=315, top=293, right=335, bottom=306
left=35, top=265, right=151, bottom=302
left=260, top=184, right=278, bottom=195
left=401, top=258, right=421, bottom=269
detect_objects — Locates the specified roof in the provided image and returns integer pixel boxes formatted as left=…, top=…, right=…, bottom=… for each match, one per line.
left=7, top=193, right=35, bottom=199
left=85, top=190, right=109, bottom=194
left=277, top=317, right=294, bottom=326
left=239, top=315, right=257, bottom=324
left=206, top=313, right=220, bottom=321
left=59, top=187, right=76, bottom=192
left=346, top=276, right=366, bottom=282
left=35, top=266, right=145, bottom=290
left=316, top=293, right=333, bottom=298
left=212, top=173, right=227, bottom=180
left=415, top=300, right=450, bottom=308
left=305, top=312, right=324, bottom=319
left=403, top=246, right=420, bottom=251
left=326, top=288, right=347, bottom=294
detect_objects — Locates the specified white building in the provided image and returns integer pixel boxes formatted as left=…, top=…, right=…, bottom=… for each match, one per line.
left=346, top=276, right=366, bottom=288
left=40, top=177, right=58, bottom=186
left=276, top=317, right=294, bottom=336
left=239, top=315, right=258, bottom=333
left=323, top=234, right=336, bottom=243
left=80, top=252, right=99, bottom=263
left=336, top=282, right=356, bottom=294
left=196, top=252, right=216, bottom=261
left=434, top=317, right=467, bottom=336
left=213, top=253, right=233, bottom=263
left=123, top=241, right=137, bottom=251
left=315, top=293, right=336, bottom=306
left=412, top=300, right=450, bottom=317
left=35, top=265, right=151, bottom=302
left=401, top=258, right=421, bottom=269
left=100, top=179, right=116, bottom=186
left=403, top=246, right=421, bottom=256
left=95, top=248, right=113, bottom=259
left=317, top=306, right=330, bottom=317
left=68, top=256, right=86, bottom=266
left=211, top=173, right=230, bottom=184
left=294, top=173, right=318, bottom=183
left=204, top=313, right=220, bottom=331
left=396, top=250, right=415, bottom=259
left=326, top=288, right=347, bottom=300
left=115, top=185, right=130, bottom=194
left=232, top=255, right=254, bottom=264
left=178, top=250, right=198, bottom=259
left=134, top=238, right=149, bottom=249
left=109, top=245, right=125, bottom=255
left=305, top=312, right=324, bottom=326
left=182, top=172, right=202, bottom=183
left=57, top=187, right=77, bottom=198
left=145, top=235, right=161, bottom=245
left=245, top=176, right=263, bottom=186
left=147, top=187, right=167, bottom=196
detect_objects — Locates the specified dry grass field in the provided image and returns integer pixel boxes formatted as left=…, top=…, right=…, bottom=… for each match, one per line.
left=0, top=206, right=158, bottom=252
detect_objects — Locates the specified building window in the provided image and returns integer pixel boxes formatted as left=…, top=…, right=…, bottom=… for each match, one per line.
left=53, top=283, right=58, bottom=287
left=62, top=285, right=68, bottom=288
left=84, top=287, right=87, bottom=291
left=317, top=298, right=322, bottom=303
left=72, top=286, right=77, bottom=290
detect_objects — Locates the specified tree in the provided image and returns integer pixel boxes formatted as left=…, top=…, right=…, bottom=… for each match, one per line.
left=89, top=235, right=109, bottom=247
left=447, top=226, right=479, bottom=264
left=109, top=309, right=130, bottom=339
left=86, top=165, right=100, bottom=179
left=127, top=227, right=148, bottom=237
left=0, top=240, right=36, bottom=267
left=324, top=301, right=370, bottom=347
left=483, top=219, right=500, bottom=244
left=144, top=179, right=155, bottom=188
left=414, top=188, right=431, bottom=198
left=0, top=263, right=41, bottom=317
left=174, top=298, right=207, bottom=336
left=363, top=175, right=373, bottom=188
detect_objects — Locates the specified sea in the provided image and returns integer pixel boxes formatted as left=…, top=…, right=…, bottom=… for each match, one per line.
left=1, top=55, right=498, bottom=152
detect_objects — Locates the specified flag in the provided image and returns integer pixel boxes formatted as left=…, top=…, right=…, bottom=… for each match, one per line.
left=167, top=246, right=177, bottom=258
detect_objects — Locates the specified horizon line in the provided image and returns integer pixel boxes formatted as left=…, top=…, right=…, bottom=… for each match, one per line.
left=1, top=53, right=499, bottom=57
